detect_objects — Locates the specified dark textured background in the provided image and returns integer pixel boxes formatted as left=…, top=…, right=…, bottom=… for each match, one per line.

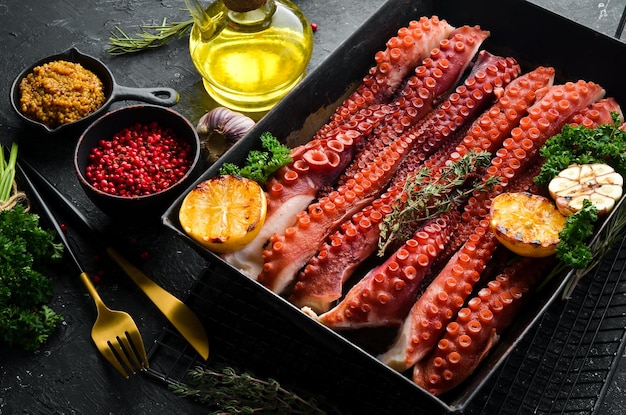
left=1, top=0, right=626, bottom=413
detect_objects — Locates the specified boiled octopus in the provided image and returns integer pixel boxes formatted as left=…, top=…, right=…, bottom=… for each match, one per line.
left=378, top=79, right=605, bottom=372
left=267, top=49, right=520, bottom=298
left=258, top=25, right=491, bottom=293
left=292, top=65, right=554, bottom=314
left=216, top=13, right=623, bottom=398
left=223, top=20, right=479, bottom=279
left=410, top=97, right=623, bottom=396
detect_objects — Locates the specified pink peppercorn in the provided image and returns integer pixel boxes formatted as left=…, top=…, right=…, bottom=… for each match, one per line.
left=85, top=122, right=192, bottom=197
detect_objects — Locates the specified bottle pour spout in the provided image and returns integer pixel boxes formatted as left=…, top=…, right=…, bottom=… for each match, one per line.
left=184, top=0, right=220, bottom=40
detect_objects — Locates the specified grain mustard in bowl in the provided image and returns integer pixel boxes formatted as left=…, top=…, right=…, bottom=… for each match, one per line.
left=10, top=48, right=180, bottom=134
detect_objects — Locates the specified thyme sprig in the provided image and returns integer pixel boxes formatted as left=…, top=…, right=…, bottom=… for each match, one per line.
left=378, top=151, right=499, bottom=255
left=107, top=18, right=193, bottom=55
left=170, top=366, right=330, bottom=414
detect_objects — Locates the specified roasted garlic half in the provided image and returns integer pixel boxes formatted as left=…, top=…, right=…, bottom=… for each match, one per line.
left=548, top=163, right=623, bottom=216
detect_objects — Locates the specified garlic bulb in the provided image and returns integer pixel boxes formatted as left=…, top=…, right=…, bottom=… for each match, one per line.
left=548, top=163, right=624, bottom=216
left=197, top=107, right=256, bottom=163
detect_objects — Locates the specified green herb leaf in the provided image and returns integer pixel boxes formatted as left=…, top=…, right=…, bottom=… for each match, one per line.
left=555, top=199, right=598, bottom=269
left=0, top=204, right=63, bottom=351
left=378, top=150, right=498, bottom=255
left=535, top=112, right=626, bottom=186
left=219, top=132, right=292, bottom=185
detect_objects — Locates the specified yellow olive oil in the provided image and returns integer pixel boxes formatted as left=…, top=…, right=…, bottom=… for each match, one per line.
left=188, top=0, right=313, bottom=112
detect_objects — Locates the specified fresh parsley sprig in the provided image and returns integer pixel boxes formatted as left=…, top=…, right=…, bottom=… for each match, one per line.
left=556, top=198, right=598, bottom=269
left=219, top=132, right=292, bottom=186
left=534, top=112, right=626, bottom=186
left=0, top=204, right=64, bottom=351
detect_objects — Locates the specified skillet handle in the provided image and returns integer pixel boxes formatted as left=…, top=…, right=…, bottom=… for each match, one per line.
left=112, top=85, right=180, bottom=107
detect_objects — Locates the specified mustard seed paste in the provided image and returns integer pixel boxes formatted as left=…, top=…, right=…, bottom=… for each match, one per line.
left=19, top=60, right=106, bottom=128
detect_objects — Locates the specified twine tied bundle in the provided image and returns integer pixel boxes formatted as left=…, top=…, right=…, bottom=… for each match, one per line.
left=0, top=180, right=29, bottom=212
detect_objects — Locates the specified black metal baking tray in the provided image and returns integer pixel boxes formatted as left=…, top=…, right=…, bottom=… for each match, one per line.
left=146, top=232, right=626, bottom=414
left=158, top=0, right=626, bottom=413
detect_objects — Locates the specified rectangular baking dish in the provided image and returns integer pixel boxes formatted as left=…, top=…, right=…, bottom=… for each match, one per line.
left=162, top=0, right=626, bottom=412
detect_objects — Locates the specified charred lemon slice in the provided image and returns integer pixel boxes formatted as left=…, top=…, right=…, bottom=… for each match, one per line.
left=548, top=163, right=623, bottom=217
left=489, top=192, right=566, bottom=258
left=179, top=175, right=267, bottom=253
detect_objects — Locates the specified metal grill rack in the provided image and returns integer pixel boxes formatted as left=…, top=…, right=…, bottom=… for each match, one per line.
left=464, top=237, right=626, bottom=414
left=146, top=229, right=626, bottom=414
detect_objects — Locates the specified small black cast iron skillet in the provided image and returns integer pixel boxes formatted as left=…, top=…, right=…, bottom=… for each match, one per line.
left=10, top=47, right=180, bottom=134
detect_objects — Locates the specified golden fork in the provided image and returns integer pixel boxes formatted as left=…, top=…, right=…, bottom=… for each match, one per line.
left=19, top=160, right=210, bottom=360
left=77, top=269, right=149, bottom=378
left=17, top=163, right=149, bottom=378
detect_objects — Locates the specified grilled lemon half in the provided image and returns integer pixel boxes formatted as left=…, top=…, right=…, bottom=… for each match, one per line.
left=179, top=175, right=267, bottom=253
left=489, top=192, right=566, bottom=258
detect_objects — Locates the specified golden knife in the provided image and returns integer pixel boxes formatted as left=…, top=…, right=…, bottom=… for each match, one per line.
left=105, top=247, right=209, bottom=360
left=18, top=161, right=209, bottom=360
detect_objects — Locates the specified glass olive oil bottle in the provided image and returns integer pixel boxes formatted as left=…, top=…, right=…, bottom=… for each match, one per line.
left=186, top=0, right=313, bottom=112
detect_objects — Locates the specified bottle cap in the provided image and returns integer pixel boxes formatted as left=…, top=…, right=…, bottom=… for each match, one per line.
left=223, top=0, right=267, bottom=12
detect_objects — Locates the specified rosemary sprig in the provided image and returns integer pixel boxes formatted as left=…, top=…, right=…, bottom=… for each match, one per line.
left=170, top=366, right=330, bottom=414
left=107, top=18, right=193, bottom=55
left=377, top=150, right=498, bottom=255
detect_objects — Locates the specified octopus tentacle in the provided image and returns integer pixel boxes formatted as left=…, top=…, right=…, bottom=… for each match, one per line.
left=377, top=220, right=497, bottom=371
left=413, top=256, right=554, bottom=395
left=337, top=26, right=492, bottom=185
left=258, top=26, right=491, bottom=294
left=316, top=16, right=455, bottom=139
left=378, top=79, right=605, bottom=371
left=567, top=97, right=623, bottom=127
left=290, top=66, right=553, bottom=313
left=449, top=66, right=556, bottom=164
left=290, top=201, right=394, bottom=313
left=316, top=210, right=459, bottom=329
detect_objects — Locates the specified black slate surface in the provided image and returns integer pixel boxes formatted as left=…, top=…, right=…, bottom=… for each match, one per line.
left=1, top=0, right=626, bottom=414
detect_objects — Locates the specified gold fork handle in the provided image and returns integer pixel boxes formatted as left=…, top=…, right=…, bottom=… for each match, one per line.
left=79, top=272, right=110, bottom=314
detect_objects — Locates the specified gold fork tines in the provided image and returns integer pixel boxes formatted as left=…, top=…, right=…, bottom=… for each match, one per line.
left=79, top=271, right=149, bottom=378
